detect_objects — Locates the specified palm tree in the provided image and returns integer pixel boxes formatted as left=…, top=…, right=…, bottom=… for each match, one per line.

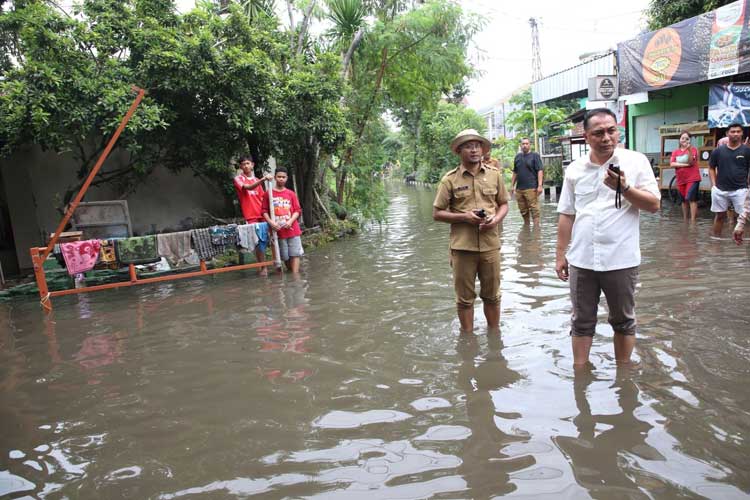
left=326, top=0, right=368, bottom=78
left=238, top=0, right=277, bottom=19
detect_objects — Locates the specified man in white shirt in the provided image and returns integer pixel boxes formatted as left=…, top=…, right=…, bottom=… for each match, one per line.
left=555, top=108, right=661, bottom=366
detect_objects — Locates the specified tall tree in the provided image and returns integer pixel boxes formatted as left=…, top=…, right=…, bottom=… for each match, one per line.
left=414, top=100, right=485, bottom=183
left=499, top=88, right=577, bottom=166
left=645, top=0, right=736, bottom=30
left=332, top=0, right=480, bottom=205
left=0, top=0, right=345, bottom=221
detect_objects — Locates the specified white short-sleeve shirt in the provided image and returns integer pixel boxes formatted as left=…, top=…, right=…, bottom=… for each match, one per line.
left=557, top=148, right=660, bottom=272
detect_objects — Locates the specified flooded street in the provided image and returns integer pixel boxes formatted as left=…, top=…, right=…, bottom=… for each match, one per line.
left=2, top=183, right=750, bottom=499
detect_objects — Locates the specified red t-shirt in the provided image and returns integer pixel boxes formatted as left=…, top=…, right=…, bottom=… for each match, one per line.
left=670, top=146, right=701, bottom=186
left=233, top=174, right=265, bottom=223
left=262, top=188, right=302, bottom=239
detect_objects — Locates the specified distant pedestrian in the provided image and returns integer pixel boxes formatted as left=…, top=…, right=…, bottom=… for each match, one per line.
left=708, top=123, right=750, bottom=237
left=669, top=131, right=701, bottom=223
left=556, top=108, right=660, bottom=366
left=263, top=167, right=304, bottom=273
left=433, top=129, right=510, bottom=334
left=511, top=138, right=544, bottom=224
left=233, top=155, right=273, bottom=274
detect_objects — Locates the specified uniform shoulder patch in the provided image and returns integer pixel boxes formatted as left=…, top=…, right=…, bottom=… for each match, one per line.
left=440, top=167, right=459, bottom=181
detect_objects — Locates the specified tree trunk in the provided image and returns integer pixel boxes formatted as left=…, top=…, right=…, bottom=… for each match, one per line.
left=411, top=116, right=421, bottom=173
left=296, top=133, right=320, bottom=228
left=296, top=0, right=317, bottom=55
left=341, top=27, right=365, bottom=80
left=337, top=46, right=389, bottom=205
left=335, top=157, right=346, bottom=204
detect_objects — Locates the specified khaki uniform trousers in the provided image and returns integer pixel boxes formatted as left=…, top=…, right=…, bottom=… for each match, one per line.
left=450, top=249, right=501, bottom=308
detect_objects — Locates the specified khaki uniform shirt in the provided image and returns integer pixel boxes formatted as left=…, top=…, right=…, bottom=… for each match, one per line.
left=433, top=163, right=510, bottom=252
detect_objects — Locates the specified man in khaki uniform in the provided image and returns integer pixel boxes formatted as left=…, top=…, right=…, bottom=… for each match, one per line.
left=433, top=129, right=510, bottom=334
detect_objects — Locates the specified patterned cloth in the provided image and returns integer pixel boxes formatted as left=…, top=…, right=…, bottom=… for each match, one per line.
left=191, top=228, right=218, bottom=261
left=98, top=240, right=118, bottom=269
left=60, top=240, right=101, bottom=276
left=157, top=231, right=193, bottom=266
left=115, top=236, right=160, bottom=265
left=255, top=222, right=269, bottom=253
left=209, top=224, right=238, bottom=255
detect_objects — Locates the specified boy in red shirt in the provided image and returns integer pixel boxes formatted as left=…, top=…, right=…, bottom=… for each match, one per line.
left=233, top=155, right=272, bottom=272
left=262, top=167, right=304, bottom=273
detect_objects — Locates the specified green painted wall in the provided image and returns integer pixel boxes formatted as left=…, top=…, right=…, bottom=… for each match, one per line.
left=627, top=83, right=710, bottom=148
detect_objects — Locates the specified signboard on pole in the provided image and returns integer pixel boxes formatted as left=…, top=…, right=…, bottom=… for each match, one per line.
left=588, top=76, right=619, bottom=101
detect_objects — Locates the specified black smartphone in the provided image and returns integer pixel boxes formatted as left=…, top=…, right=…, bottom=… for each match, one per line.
left=475, top=208, right=486, bottom=219
left=608, top=164, right=620, bottom=174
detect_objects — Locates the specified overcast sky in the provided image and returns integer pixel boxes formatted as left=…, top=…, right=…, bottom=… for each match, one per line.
left=461, top=0, right=653, bottom=110
left=174, top=0, right=653, bottom=110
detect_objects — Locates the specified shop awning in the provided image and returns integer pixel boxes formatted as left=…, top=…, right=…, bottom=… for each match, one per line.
left=532, top=53, right=615, bottom=105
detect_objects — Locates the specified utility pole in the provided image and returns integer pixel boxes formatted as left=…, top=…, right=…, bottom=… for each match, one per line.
left=529, top=17, right=542, bottom=154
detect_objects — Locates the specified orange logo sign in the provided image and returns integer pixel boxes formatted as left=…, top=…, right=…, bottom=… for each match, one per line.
left=642, top=28, right=682, bottom=87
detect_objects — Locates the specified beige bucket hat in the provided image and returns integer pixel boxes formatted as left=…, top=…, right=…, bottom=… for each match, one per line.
left=450, top=129, right=491, bottom=154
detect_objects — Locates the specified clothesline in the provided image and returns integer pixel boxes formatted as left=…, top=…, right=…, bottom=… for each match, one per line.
left=54, top=223, right=270, bottom=277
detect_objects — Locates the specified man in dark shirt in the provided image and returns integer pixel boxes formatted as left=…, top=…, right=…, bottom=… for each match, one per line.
left=511, top=137, right=544, bottom=224
left=708, top=123, right=750, bottom=237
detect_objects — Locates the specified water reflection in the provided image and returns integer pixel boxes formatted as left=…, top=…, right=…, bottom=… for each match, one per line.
left=1, top=184, right=750, bottom=498
left=555, top=365, right=663, bottom=498
left=456, top=334, right=534, bottom=497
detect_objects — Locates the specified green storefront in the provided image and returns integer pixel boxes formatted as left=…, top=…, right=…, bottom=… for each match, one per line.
left=627, top=83, right=712, bottom=159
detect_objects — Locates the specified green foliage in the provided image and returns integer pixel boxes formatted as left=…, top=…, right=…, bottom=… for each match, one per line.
left=0, top=0, right=345, bottom=213
left=645, top=0, right=735, bottom=30
left=326, top=0, right=367, bottom=40
left=414, top=100, right=485, bottom=183
left=0, top=0, right=479, bottom=227
left=497, top=88, right=577, bottom=166
left=331, top=0, right=480, bottom=214
left=545, top=158, right=563, bottom=185
left=238, top=0, right=278, bottom=19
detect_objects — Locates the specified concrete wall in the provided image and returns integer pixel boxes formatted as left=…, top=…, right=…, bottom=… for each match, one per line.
left=1, top=145, right=230, bottom=271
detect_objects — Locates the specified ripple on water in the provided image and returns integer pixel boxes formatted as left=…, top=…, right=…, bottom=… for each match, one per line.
left=409, top=397, right=452, bottom=411
left=312, top=410, right=413, bottom=429
left=398, top=378, right=423, bottom=385
left=414, top=425, right=472, bottom=441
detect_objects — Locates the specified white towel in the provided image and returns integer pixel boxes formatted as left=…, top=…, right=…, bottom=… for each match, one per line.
left=157, top=231, right=192, bottom=266
left=237, top=224, right=260, bottom=251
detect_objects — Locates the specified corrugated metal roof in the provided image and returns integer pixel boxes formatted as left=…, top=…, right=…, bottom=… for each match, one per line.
left=532, top=53, right=616, bottom=104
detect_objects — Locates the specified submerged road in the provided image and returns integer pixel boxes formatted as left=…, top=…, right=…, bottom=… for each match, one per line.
left=1, top=182, right=749, bottom=498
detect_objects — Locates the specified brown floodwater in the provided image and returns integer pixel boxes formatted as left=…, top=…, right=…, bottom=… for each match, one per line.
left=1, top=183, right=749, bottom=499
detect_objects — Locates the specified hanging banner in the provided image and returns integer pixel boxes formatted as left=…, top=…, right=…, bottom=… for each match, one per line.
left=708, top=2, right=746, bottom=79
left=618, top=0, right=750, bottom=95
left=616, top=102, right=628, bottom=147
left=708, top=82, right=750, bottom=127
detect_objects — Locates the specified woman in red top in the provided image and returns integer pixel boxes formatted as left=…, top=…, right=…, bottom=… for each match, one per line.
left=670, top=131, right=702, bottom=222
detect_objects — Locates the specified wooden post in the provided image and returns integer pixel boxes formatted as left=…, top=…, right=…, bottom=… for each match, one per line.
left=30, top=247, right=52, bottom=313
left=41, top=87, right=146, bottom=261
left=267, top=180, right=283, bottom=271
left=128, top=263, right=137, bottom=283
